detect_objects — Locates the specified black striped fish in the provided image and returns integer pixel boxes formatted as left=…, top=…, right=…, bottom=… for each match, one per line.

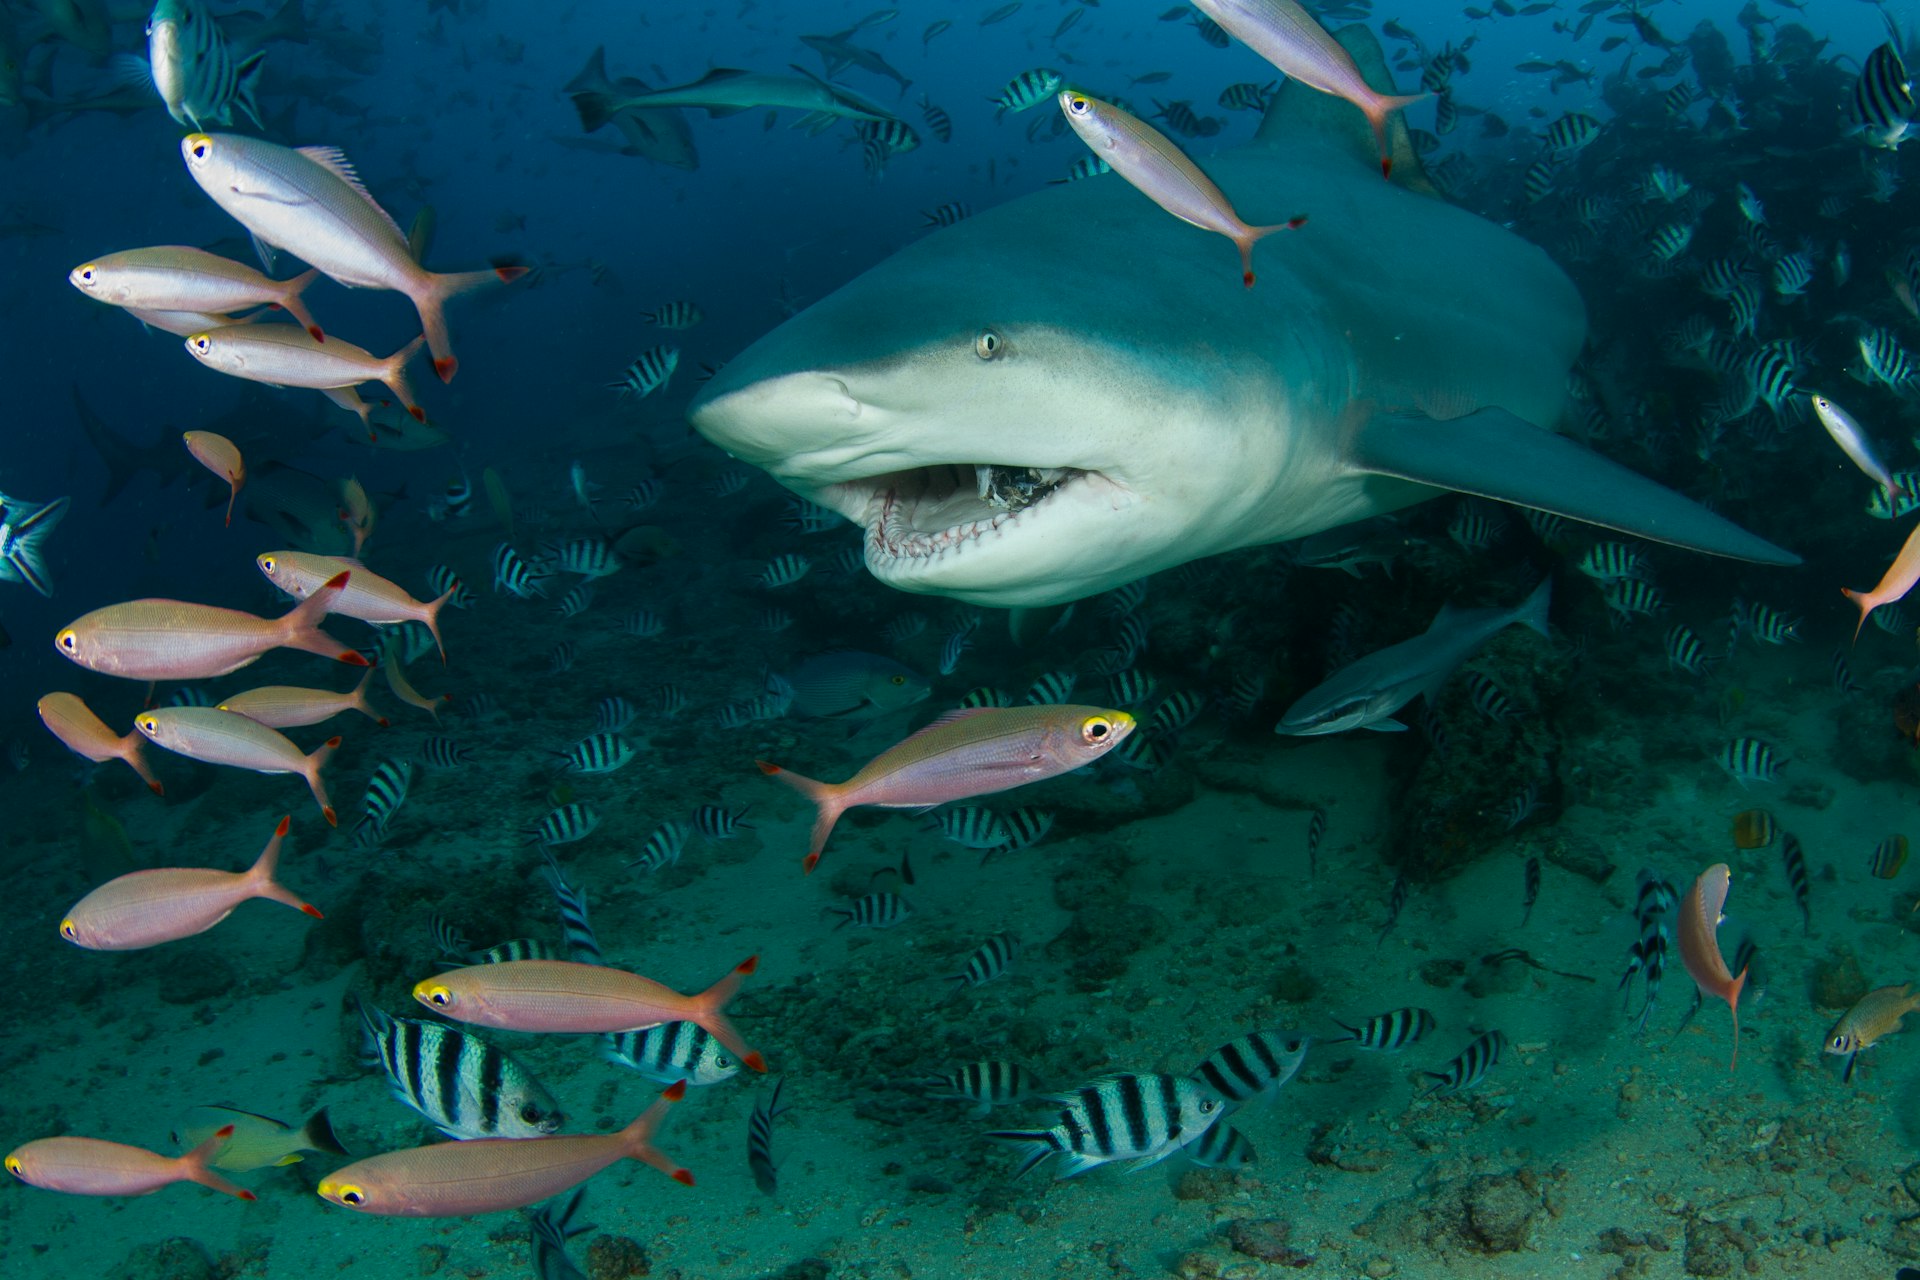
left=605, top=1022, right=739, bottom=1087
left=748, top=1078, right=789, bottom=1194
left=358, top=759, right=412, bottom=836
left=926, top=806, right=1010, bottom=850
left=528, top=802, right=600, bottom=849
left=595, top=696, right=640, bottom=735
left=541, top=851, right=603, bottom=965
left=994, top=67, right=1062, bottom=117
left=424, top=565, right=473, bottom=610
left=1185, top=1122, right=1254, bottom=1169
left=356, top=999, right=561, bottom=1140
left=960, top=686, right=1014, bottom=709
left=694, top=804, right=753, bottom=839
left=948, top=932, right=1019, bottom=996
left=553, top=584, right=596, bottom=619
left=1542, top=111, right=1599, bottom=153
left=491, top=543, right=549, bottom=600
left=609, top=346, right=678, bottom=398
left=556, top=732, right=636, bottom=774
left=988, top=1073, right=1223, bottom=1178
left=145, top=0, right=265, bottom=130
left=1051, top=154, right=1112, bottom=183
left=1665, top=624, right=1713, bottom=675
left=982, top=807, right=1055, bottom=864
left=757, top=553, right=811, bottom=589
left=1190, top=1030, right=1310, bottom=1105
left=1306, top=807, right=1326, bottom=877
left=419, top=736, right=473, bottom=770
left=1464, top=671, right=1512, bottom=721
left=642, top=300, right=703, bottom=329
left=1420, top=1030, right=1506, bottom=1098
left=1850, top=43, right=1914, bottom=149
left=625, top=608, right=665, bottom=637
left=546, top=641, right=576, bottom=675
left=555, top=537, right=622, bottom=579
left=1718, top=737, right=1782, bottom=788
left=1150, top=688, right=1204, bottom=735
left=923, top=1061, right=1043, bottom=1117
left=921, top=201, right=970, bottom=228
left=1189, top=12, right=1229, bottom=46
left=529, top=1187, right=592, bottom=1280
left=829, top=891, right=912, bottom=930
left=1217, top=80, right=1276, bottom=112
left=1331, top=1007, right=1435, bottom=1052
left=1780, top=831, right=1811, bottom=933
left=631, top=820, right=690, bottom=872
left=919, top=95, right=952, bottom=141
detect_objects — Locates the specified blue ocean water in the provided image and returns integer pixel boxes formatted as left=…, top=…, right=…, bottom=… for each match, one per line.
left=5, top=0, right=1920, bottom=1277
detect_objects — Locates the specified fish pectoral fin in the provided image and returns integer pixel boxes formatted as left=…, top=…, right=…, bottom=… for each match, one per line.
left=1348, top=407, right=1800, bottom=566
left=1364, top=720, right=1410, bottom=733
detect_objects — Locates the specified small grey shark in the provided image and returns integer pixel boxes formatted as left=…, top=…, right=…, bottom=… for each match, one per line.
left=689, top=27, right=1796, bottom=609
left=1276, top=578, right=1550, bottom=735
left=570, top=64, right=897, bottom=132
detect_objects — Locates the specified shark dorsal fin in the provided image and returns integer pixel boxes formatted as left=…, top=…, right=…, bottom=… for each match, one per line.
left=1254, top=23, right=1433, bottom=196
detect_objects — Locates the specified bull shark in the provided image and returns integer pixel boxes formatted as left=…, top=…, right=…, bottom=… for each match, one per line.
left=689, top=27, right=1797, bottom=609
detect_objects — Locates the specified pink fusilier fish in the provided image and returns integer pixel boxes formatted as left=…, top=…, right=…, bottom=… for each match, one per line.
left=1811, top=395, right=1904, bottom=503
left=413, top=957, right=768, bottom=1072
left=36, top=692, right=165, bottom=795
left=317, top=1083, right=689, bottom=1217
left=256, top=550, right=453, bottom=660
left=59, top=815, right=322, bottom=950
left=219, top=669, right=387, bottom=729
left=6, top=1126, right=253, bottom=1201
left=55, top=571, right=366, bottom=681
left=182, top=429, right=245, bottom=526
left=1058, top=90, right=1305, bottom=288
left=124, top=306, right=266, bottom=337
left=1676, top=863, right=1749, bottom=1072
left=68, top=246, right=326, bottom=341
left=186, top=326, right=430, bottom=424
left=758, top=705, right=1135, bottom=873
left=1190, top=0, right=1426, bottom=177
left=1842, top=518, right=1920, bottom=642
left=134, top=708, right=343, bottom=826
left=179, top=132, right=528, bottom=383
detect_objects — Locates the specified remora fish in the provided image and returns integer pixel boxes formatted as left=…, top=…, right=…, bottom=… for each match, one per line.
left=688, top=28, right=1795, bottom=608
left=570, top=65, right=898, bottom=130
left=1277, top=578, right=1550, bottom=735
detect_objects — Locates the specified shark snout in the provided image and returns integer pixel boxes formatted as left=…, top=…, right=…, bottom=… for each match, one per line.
left=691, top=369, right=865, bottom=465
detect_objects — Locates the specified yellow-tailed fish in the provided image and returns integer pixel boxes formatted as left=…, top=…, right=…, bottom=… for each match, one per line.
left=6, top=1127, right=252, bottom=1201
left=36, top=692, right=165, bottom=794
left=55, top=572, right=366, bottom=681
left=219, top=669, right=387, bottom=729
left=134, top=710, right=342, bottom=826
left=1842, top=517, right=1920, bottom=642
left=182, top=429, right=245, bottom=526
left=413, top=957, right=767, bottom=1071
left=1058, top=91, right=1304, bottom=287
left=185, top=326, right=429, bottom=423
left=60, top=815, right=322, bottom=949
left=758, top=705, right=1133, bottom=873
left=318, top=1083, right=688, bottom=1217
left=382, top=638, right=448, bottom=718
left=180, top=132, right=526, bottom=382
left=1190, top=0, right=1425, bottom=177
left=173, top=1105, right=345, bottom=1172
left=257, top=551, right=451, bottom=660
left=70, top=246, right=323, bottom=339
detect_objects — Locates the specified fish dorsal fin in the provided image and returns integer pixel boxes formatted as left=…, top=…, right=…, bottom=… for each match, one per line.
left=297, top=145, right=408, bottom=245
left=1253, top=23, right=1432, bottom=196
left=900, top=706, right=995, bottom=746
left=564, top=45, right=610, bottom=96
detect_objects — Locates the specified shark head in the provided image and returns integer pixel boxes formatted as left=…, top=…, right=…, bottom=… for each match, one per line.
left=689, top=191, right=1356, bottom=609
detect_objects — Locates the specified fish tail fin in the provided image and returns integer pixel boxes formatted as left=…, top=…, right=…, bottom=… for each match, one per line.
left=278, top=267, right=325, bottom=341
left=279, top=570, right=365, bottom=666
left=233, top=50, right=266, bottom=129
left=1841, top=587, right=1872, bottom=643
left=300, top=1105, right=346, bottom=1156
left=984, top=1131, right=1059, bottom=1178
left=1517, top=576, right=1554, bottom=638
left=3, top=494, right=69, bottom=597
left=247, top=814, right=323, bottom=918
left=305, top=737, right=341, bottom=827
left=180, top=1126, right=255, bottom=1200
left=423, top=587, right=455, bottom=663
left=691, top=955, right=766, bottom=1072
left=1727, top=965, right=1749, bottom=1072
left=120, top=729, right=165, bottom=795
left=350, top=665, right=388, bottom=726
left=571, top=88, right=619, bottom=133
left=383, top=335, right=428, bottom=421
left=1366, top=92, right=1427, bottom=177
left=756, top=760, right=845, bottom=873
left=619, top=1081, right=695, bottom=1186
left=1238, top=215, right=1310, bottom=287
left=417, top=266, right=526, bottom=383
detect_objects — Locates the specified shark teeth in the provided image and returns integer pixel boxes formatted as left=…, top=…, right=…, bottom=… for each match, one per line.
left=863, top=465, right=1079, bottom=564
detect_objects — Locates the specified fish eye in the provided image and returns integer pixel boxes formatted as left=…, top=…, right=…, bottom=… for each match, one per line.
left=56, top=629, right=77, bottom=652
left=975, top=329, right=1003, bottom=360
left=420, top=984, right=453, bottom=1007
left=189, top=335, right=211, bottom=355
left=1200, top=1098, right=1219, bottom=1113
left=889, top=675, right=906, bottom=686
left=338, top=1186, right=365, bottom=1206
left=1082, top=716, right=1112, bottom=743
left=135, top=715, right=156, bottom=733
left=4, top=1156, right=21, bottom=1177
left=76, top=266, right=95, bottom=283
left=59, top=921, right=77, bottom=941
left=259, top=555, right=275, bottom=572
left=717, top=1054, right=735, bottom=1069
left=187, top=137, right=210, bottom=161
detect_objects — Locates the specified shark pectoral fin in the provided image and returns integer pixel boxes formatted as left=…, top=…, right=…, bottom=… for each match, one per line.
left=1349, top=407, right=1800, bottom=566
left=1365, top=720, right=1409, bottom=733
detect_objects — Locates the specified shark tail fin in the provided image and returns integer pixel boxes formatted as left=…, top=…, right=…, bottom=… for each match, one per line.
left=1348, top=407, right=1799, bottom=566
left=1255, top=25, right=1434, bottom=196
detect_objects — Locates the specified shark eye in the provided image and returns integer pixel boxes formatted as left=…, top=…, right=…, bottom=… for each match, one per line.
left=975, top=329, right=1003, bottom=360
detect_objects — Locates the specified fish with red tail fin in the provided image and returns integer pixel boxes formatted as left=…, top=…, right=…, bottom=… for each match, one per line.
left=757, top=705, right=1133, bottom=874
left=1676, top=863, right=1748, bottom=1071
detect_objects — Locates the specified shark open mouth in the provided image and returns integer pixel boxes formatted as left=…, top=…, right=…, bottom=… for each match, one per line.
left=832, top=463, right=1088, bottom=562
